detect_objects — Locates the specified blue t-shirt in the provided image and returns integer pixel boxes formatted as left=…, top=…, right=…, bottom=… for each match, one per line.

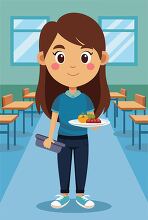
left=51, top=90, right=94, bottom=136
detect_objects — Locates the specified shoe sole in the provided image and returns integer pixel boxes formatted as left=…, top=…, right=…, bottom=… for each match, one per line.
left=51, top=200, right=70, bottom=209
left=76, top=200, right=95, bottom=209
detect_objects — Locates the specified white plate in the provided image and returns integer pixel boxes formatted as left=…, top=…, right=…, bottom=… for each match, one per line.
left=68, top=118, right=110, bottom=128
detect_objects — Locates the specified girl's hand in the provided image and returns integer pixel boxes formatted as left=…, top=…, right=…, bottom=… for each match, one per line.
left=43, top=137, right=55, bottom=149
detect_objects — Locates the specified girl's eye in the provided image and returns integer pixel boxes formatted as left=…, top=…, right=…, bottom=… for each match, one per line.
left=81, top=52, right=92, bottom=64
left=53, top=51, right=65, bottom=64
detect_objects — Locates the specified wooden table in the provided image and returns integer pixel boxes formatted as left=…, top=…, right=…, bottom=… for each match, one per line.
left=110, top=92, right=126, bottom=99
left=23, top=92, right=36, bottom=100
left=114, top=101, right=146, bottom=133
left=2, top=101, right=34, bottom=133
left=129, top=115, right=148, bottom=150
left=23, top=92, right=39, bottom=113
left=0, top=115, right=18, bottom=150
left=106, top=92, right=126, bottom=117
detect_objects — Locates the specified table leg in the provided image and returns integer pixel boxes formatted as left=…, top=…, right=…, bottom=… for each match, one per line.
left=31, top=105, right=33, bottom=126
left=132, top=121, right=134, bottom=146
left=7, top=124, right=9, bottom=150
left=12, top=110, right=14, bottom=114
left=116, top=99, right=118, bottom=117
left=23, top=110, right=25, bottom=133
left=3, top=110, right=5, bottom=114
left=14, top=120, right=16, bottom=145
left=134, top=110, right=137, bottom=115
left=114, top=103, right=116, bottom=128
left=123, top=111, right=126, bottom=134
left=139, top=124, right=141, bottom=150
left=144, top=109, right=146, bottom=115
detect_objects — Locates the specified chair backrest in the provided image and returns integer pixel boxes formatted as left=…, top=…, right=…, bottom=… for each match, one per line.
left=23, top=88, right=30, bottom=96
left=120, top=88, right=126, bottom=96
left=2, top=94, right=13, bottom=107
left=135, top=94, right=146, bottom=107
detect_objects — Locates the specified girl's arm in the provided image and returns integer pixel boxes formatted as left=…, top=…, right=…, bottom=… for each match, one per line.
left=43, top=111, right=59, bottom=148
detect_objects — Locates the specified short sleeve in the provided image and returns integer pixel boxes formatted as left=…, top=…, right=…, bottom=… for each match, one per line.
left=86, top=95, right=95, bottom=112
left=51, top=95, right=61, bottom=113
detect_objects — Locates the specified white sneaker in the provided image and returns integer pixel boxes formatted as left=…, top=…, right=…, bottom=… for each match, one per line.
left=76, top=195, right=95, bottom=209
left=51, top=194, right=70, bottom=209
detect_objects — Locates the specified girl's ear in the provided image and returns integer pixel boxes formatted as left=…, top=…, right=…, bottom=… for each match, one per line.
left=100, top=51, right=109, bottom=65
left=37, top=51, right=46, bottom=65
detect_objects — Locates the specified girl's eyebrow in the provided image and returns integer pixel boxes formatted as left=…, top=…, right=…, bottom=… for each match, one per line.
left=53, top=45, right=65, bottom=50
left=81, top=45, right=93, bottom=50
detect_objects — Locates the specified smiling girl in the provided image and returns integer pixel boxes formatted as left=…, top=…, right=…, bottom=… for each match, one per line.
left=36, top=13, right=110, bottom=209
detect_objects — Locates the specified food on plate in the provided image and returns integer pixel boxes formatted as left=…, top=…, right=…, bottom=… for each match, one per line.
left=78, top=113, right=101, bottom=123
left=86, top=118, right=101, bottom=123
left=86, top=113, right=101, bottom=123
left=78, top=113, right=88, bottom=123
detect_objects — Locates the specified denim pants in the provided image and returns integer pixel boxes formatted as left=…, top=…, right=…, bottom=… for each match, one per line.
left=57, top=134, right=89, bottom=194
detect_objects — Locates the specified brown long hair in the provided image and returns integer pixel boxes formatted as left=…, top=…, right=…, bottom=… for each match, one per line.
left=36, top=13, right=110, bottom=119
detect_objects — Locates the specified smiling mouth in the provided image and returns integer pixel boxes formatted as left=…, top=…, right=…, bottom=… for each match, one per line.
left=66, top=73, right=80, bottom=76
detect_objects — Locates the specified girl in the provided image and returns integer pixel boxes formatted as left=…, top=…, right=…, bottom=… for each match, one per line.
left=36, top=13, right=110, bottom=209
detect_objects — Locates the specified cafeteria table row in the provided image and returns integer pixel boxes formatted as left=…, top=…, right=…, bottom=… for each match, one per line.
left=2, top=101, right=34, bottom=133
left=0, top=93, right=36, bottom=150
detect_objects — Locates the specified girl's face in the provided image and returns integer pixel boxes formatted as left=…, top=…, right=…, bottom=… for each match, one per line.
left=38, top=33, right=108, bottom=87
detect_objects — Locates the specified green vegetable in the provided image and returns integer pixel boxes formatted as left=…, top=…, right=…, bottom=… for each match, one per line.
left=87, top=113, right=95, bottom=119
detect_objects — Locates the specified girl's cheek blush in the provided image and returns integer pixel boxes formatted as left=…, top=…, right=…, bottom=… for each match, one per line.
left=87, top=63, right=94, bottom=70
left=51, top=63, right=59, bottom=70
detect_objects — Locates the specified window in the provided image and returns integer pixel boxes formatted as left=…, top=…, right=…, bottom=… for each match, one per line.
left=10, top=16, right=49, bottom=65
left=99, top=16, right=138, bottom=66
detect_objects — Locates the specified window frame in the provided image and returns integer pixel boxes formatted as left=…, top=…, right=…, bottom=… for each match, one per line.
left=10, top=16, right=50, bottom=66
left=98, top=16, right=138, bottom=66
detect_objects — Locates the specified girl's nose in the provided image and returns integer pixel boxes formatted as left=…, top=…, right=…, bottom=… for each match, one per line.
left=70, top=66, right=76, bottom=68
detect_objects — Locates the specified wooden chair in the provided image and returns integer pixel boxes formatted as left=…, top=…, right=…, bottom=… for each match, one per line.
left=22, top=88, right=30, bottom=100
left=135, top=94, right=146, bottom=107
left=0, top=114, right=18, bottom=150
left=106, top=88, right=127, bottom=118
left=113, top=93, right=146, bottom=132
left=120, top=88, right=127, bottom=100
left=1, top=93, right=34, bottom=133
left=2, top=94, right=13, bottom=113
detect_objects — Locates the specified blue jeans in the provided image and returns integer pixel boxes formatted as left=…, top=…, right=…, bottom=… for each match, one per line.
left=57, top=134, right=89, bottom=194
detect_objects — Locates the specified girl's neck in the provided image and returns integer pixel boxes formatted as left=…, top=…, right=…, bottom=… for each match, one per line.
left=69, top=87, right=77, bottom=94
